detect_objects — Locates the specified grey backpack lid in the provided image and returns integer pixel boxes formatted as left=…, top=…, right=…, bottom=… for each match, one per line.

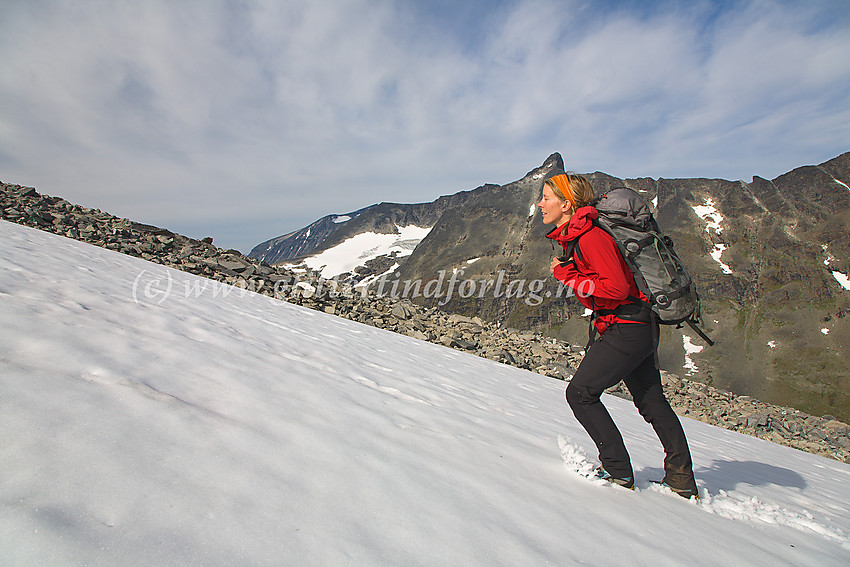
left=593, top=187, right=653, bottom=230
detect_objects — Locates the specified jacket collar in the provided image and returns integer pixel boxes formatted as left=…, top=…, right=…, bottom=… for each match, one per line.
left=545, top=206, right=598, bottom=244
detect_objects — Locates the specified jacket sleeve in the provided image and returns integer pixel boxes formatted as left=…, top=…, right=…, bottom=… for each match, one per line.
left=551, top=229, right=631, bottom=301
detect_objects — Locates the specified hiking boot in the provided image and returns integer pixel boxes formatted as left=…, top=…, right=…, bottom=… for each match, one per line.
left=594, top=466, right=634, bottom=489
left=656, top=479, right=699, bottom=500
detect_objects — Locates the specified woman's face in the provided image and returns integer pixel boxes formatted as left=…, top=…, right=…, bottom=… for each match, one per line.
left=538, top=184, right=572, bottom=226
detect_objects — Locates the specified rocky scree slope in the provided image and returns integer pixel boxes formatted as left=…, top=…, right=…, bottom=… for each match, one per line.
left=3, top=181, right=850, bottom=462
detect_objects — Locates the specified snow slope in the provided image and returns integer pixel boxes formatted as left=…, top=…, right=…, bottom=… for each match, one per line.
left=2, top=219, right=850, bottom=566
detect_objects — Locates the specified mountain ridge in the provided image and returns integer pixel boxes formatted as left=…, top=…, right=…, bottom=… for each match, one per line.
left=251, top=152, right=850, bottom=420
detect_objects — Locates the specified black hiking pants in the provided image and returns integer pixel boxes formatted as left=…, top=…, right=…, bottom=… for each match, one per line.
left=566, top=322, right=696, bottom=490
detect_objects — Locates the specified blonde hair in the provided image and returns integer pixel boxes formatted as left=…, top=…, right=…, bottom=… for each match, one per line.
left=544, top=172, right=595, bottom=209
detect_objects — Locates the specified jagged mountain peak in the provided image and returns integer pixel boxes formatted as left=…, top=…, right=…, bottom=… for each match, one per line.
left=525, top=152, right=565, bottom=180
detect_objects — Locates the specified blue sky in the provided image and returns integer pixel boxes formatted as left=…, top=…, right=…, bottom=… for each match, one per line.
left=1, top=0, right=849, bottom=252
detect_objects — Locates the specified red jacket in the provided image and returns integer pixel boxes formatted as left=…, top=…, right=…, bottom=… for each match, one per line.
left=546, top=206, right=647, bottom=335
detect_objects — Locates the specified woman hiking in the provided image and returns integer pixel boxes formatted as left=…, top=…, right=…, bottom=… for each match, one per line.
left=538, top=170, right=699, bottom=499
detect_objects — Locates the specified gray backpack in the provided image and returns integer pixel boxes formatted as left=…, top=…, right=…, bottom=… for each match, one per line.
left=569, top=187, right=713, bottom=346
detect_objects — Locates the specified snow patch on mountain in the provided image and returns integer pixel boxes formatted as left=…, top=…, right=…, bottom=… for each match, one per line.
left=302, top=224, right=432, bottom=279
left=683, top=334, right=704, bottom=376
left=357, top=262, right=401, bottom=290
left=692, top=198, right=724, bottom=234
left=833, top=270, right=850, bottom=291
left=710, top=243, right=734, bottom=274
left=823, top=244, right=834, bottom=266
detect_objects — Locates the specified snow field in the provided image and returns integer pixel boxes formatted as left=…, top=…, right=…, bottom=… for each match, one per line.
left=2, top=219, right=850, bottom=566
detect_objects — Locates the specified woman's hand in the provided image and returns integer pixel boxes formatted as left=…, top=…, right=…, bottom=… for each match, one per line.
left=550, top=257, right=562, bottom=274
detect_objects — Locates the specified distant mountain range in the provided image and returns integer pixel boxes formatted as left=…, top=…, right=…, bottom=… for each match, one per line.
left=250, top=152, right=850, bottom=420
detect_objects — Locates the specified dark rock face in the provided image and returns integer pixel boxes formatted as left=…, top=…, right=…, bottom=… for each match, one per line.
left=2, top=179, right=850, bottom=462
left=252, top=152, right=850, bottom=422
left=249, top=185, right=505, bottom=265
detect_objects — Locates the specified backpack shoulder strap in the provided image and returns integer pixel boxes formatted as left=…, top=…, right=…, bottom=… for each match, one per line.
left=564, top=237, right=582, bottom=263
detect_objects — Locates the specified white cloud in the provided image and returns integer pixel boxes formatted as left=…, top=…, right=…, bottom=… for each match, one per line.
left=1, top=0, right=848, bottom=251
